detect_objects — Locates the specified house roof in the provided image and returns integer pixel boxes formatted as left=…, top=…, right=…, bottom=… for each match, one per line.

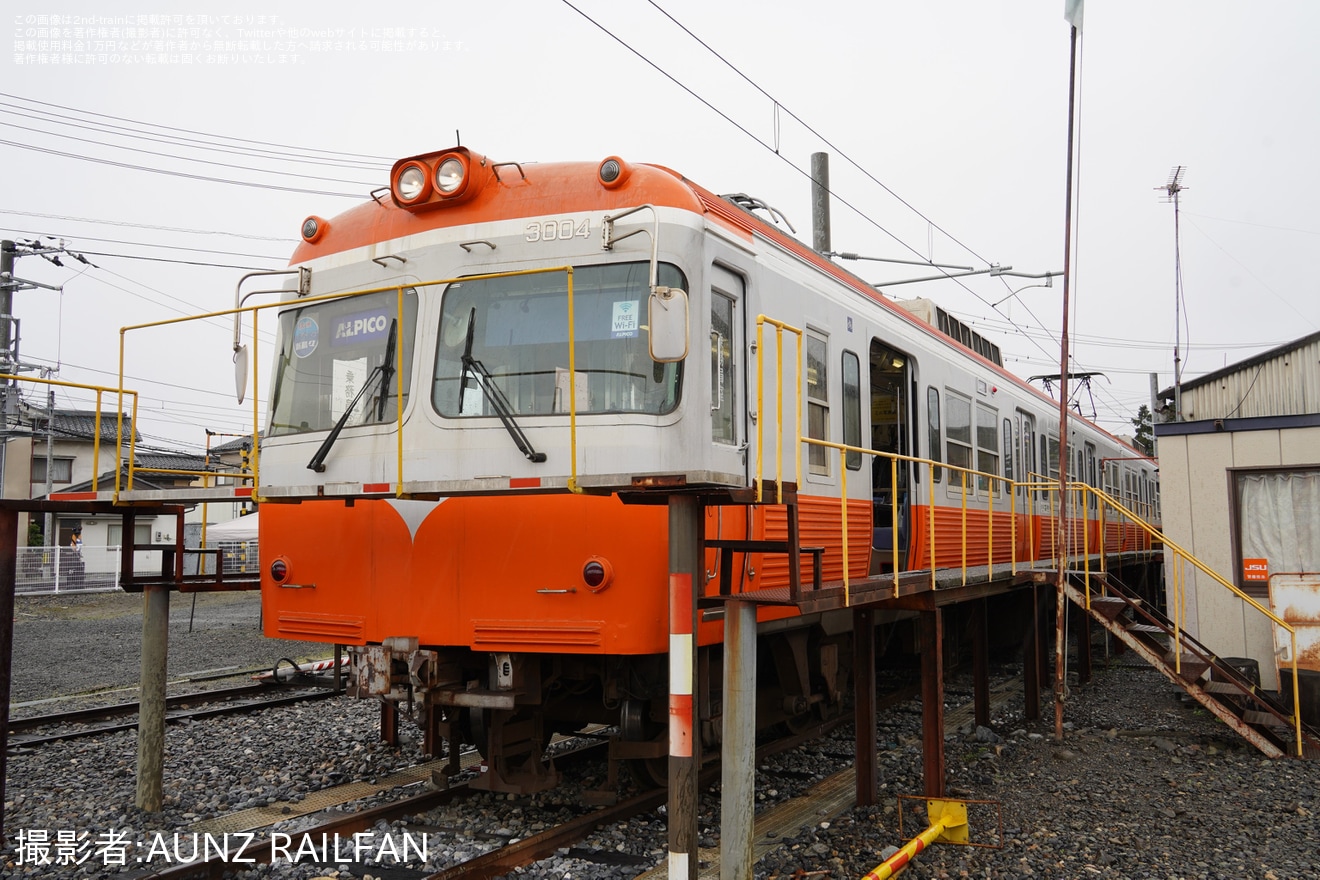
left=1158, top=329, right=1320, bottom=399
left=133, top=452, right=211, bottom=473
left=208, top=433, right=259, bottom=455
left=40, top=409, right=142, bottom=443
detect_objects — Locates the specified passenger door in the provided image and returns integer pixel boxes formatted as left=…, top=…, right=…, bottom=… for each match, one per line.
left=709, top=266, right=746, bottom=479
left=869, top=340, right=912, bottom=572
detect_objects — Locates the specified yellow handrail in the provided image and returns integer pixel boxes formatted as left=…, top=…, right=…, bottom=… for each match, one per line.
left=0, top=373, right=140, bottom=501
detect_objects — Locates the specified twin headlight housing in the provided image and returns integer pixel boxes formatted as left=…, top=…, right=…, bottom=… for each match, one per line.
left=390, top=149, right=476, bottom=210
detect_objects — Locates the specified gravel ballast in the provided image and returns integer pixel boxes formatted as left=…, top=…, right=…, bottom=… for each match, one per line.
left=3, top=590, right=1318, bottom=879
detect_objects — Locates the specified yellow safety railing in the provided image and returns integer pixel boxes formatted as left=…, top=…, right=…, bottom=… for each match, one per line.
left=0, top=373, right=141, bottom=499
left=117, top=266, right=582, bottom=501
left=1061, top=482, right=1304, bottom=756
left=753, top=315, right=802, bottom=504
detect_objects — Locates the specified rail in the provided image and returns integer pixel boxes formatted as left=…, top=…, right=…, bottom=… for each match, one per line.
left=117, top=266, right=583, bottom=501
left=0, top=373, right=140, bottom=500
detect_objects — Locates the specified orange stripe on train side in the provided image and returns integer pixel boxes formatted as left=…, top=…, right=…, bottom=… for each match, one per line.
left=509, top=477, right=541, bottom=489
left=362, top=482, right=391, bottom=493
left=50, top=492, right=98, bottom=501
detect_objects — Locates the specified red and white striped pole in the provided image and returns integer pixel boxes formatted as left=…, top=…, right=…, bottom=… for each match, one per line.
left=667, top=495, right=700, bottom=879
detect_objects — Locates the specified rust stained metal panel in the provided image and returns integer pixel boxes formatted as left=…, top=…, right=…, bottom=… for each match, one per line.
left=1269, top=573, right=1320, bottom=674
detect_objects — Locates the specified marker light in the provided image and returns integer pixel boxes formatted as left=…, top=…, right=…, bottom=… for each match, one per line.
left=436, top=156, right=466, bottom=193
left=598, top=156, right=630, bottom=189
left=270, top=558, right=290, bottom=584
left=582, top=556, right=615, bottom=592
left=394, top=163, right=431, bottom=204
left=301, top=215, right=328, bottom=244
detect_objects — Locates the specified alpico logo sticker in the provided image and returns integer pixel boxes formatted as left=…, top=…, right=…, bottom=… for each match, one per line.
left=332, top=310, right=392, bottom=347
left=293, top=317, right=319, bottom=359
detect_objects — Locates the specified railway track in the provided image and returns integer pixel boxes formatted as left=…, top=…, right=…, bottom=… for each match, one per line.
left=7, top=679, right=342, bottom=751
left=131, top=684, right=929, bottom=880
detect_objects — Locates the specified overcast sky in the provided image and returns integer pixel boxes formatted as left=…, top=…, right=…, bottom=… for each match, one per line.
left=4, top=0, right=1317, bottom=453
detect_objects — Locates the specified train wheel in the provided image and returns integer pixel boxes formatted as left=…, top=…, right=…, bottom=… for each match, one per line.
left=620, top=699, right=668, bottom=789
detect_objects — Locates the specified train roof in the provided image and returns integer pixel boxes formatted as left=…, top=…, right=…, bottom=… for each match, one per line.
left=291, top=147, right=1151, bottom=464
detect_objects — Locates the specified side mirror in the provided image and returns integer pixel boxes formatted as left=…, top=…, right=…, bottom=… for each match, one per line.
left=648, top=286, right=689, bottom=363
left=234, top=345, right=249, bottom=404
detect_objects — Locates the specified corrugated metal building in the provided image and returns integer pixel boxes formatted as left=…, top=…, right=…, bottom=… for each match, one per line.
left=1154, top=331, right=1320, bottom=690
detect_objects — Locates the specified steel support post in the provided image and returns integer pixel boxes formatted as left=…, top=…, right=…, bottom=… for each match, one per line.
left=135, top=583, right=170, bottom=811
left=667, top=495, right=701, bottom=880
left=1074, top=596, right=1092, bottom=685
left=720, top=599, right=757, bottom=880
left=920, top=608, right=945, bottom=798
left=381, top=699, right=399, bottom=747
left=0, top=507, right=17, bottom=839
left=1023, top=588, right=1042, bottom=722
left=971, top=599, right=991, bottom=729
left=853, top=606, right=877, bottom=807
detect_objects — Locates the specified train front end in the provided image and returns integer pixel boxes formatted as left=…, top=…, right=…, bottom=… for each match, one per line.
left=254, top=148, right=741, bottom=790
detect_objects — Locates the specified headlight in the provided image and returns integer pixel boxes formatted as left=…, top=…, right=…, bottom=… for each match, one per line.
left=395, top=163, right=430, bottom=203
left=436, top=156, right=466, bottom=193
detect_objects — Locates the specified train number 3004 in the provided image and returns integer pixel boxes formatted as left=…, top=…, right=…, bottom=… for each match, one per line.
left=525, top=218, right=591, bottom=242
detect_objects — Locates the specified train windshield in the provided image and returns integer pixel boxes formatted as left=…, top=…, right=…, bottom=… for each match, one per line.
left=432, top=262, right=684, bottom=417
left=268, top=288, right=418, bottom=436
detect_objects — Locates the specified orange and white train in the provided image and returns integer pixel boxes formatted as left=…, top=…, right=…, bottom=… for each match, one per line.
left=252, top=146, right=1157, bottom=791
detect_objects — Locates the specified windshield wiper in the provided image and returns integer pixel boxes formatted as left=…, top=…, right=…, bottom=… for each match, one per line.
left=307, top=319, right=397, bottom=473
left=458, top=307, right=547, bottom=464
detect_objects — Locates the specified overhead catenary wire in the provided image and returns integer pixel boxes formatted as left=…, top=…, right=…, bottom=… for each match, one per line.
left=560, top=0, right=1062, bottom=368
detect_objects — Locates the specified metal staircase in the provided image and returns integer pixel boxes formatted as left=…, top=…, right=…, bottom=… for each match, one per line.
left=1066, top=570, right=1320, bottom=759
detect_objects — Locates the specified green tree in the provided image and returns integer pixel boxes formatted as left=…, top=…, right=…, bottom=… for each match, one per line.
left=1131, top=405, right=1154, bottom=457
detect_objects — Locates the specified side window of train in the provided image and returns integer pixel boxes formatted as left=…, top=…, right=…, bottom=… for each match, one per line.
left=1003, top=418, right=1013, bottom=483
left=842, top=350, right=861, bottom=470
left=806, top=331, right=829, bottom=476
left=711, top=290, right=736, bottom=445
left=927, top=387, right=941, bottom=482
left=1085, top=442, right=1097, bottom=510
left=944, top=390, right=972, bottom=485
left=1046, top=435, right=1060, bottom=479
left=975, top=402, right=998, bottom=494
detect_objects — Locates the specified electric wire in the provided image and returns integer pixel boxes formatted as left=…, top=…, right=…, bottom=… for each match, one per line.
left=0, top=92, right=393, bottom=162
left=0, top=139, right=367, bottom=198
left=563, top=0, right=1061, bottom=368
left=0, top=208, right=297, bottom=242
left=0, top=102, right=390, bottom=171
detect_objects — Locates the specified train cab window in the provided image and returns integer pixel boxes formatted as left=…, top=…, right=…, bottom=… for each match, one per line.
left=269, top=288, right=418, bottom=436
left=432, top=262, right=684, bottom=418
left=927, top=387, right=942, bottom=482
left=711, top=291, right=736, bottom=445
left=945, top=391, right=972, bottom=482
left=806, top=332, right=829, bottom=475
left=975, top=403, right=998, bottom=494
left=842, top=350, right=861, bottom=470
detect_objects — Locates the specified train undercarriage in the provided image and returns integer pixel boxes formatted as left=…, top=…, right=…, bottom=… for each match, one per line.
left=345, top=621, right=854, bottom=795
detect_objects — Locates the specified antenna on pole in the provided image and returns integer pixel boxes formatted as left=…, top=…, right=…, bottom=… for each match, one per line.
left=1156, top=166, right=1188, bottom=420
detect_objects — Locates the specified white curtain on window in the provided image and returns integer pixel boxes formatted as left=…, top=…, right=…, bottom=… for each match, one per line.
left=1238, top=471, right=1320, bottom=575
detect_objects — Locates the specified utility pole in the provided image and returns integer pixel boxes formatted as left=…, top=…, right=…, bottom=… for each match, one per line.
left=0, top=240, right=15, bottom=488
left=1156, top=167, right=1188, bottom=421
